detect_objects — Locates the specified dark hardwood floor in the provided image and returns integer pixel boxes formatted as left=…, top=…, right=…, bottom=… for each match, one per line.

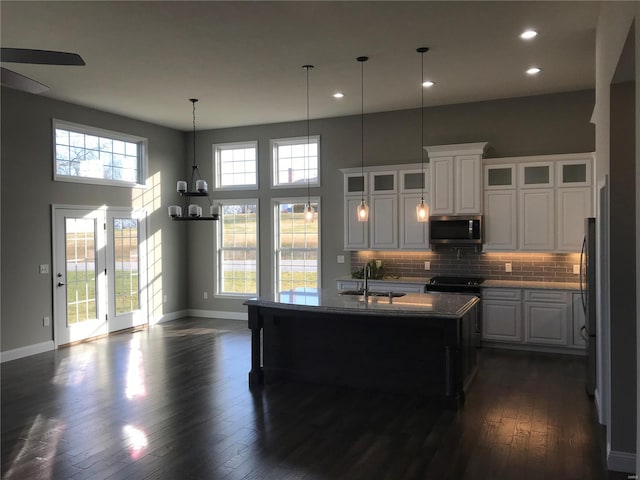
left=1, top=317, right=623, bottom=479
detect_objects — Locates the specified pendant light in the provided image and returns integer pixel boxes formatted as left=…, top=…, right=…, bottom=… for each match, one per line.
left=416, top=47, right=429, bottom=223
left=302, top=64, right=315, bottom=223
left=356, top=56, right=369, bottom=222
left=168, top=99, right=219, bottom=221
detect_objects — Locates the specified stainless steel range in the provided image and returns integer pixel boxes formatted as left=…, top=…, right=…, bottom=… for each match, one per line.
left=425, top=276, right=484, bottom=347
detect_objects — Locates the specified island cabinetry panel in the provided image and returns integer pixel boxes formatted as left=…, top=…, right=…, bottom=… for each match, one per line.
left=523, top=290, right=568, bottom=346
left=482, top=288, right=522, bottom=342
left=246, top=300, right=479, bottom=408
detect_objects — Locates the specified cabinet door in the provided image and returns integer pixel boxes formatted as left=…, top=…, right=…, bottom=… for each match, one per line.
left=557, top=187, right=592, bottom=252
left=370, top=195, right=397, bottom=249
left=344, top=172, right=367, bottom=196
left=344, top=197, right=369, bottom=250
left=556, top=159, right=592, bottom=187
left=518, top=162, right=554, bottom=188
left=572, top=293, right=587, bottom=347
left=429, top=157, right=454, bottom=215
left=399, top=193, right=429, bottom=249
left=483, top=300, right=522, bottom=342
left=524, top=302, right=568, bottom=345
left=400, top=169, right=428, bottom=194
left=519, top=189, right=554, bottom=251
left=370, top=171, right=397, bottom=194
left=455, top=155, right=481, bottom=214
left=485, top=164, right=516, bottom=190
left=484, top=190, right=517, bottom=250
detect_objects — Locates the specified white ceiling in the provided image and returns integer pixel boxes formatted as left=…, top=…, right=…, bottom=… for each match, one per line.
left=1, top=1, right=601, bottom=131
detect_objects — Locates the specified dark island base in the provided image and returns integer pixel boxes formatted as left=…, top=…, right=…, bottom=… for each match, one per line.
left=248, top=304, right=478, bottom=409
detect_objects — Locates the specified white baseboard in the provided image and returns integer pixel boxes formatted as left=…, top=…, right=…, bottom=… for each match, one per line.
left=608, top=449, right=637, bottom=473
left=187, top=309, right=248, bottom=321
left=1, top=340, right=55, bottom=363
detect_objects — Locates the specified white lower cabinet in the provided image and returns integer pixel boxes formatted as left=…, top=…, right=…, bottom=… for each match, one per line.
left=482, top=287, right=584, bottom=353
left=482, top=289, right=522, bottom=342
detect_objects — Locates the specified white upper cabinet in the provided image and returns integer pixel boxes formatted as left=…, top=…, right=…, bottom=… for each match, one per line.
left=518, top=161, right=554, bottom=188
left=557, top=187, right=592, bottom=252
left=519, top=188, right=555, bottom=251
left=426, top=142, right=488, bottom=215
left=484, top=189, right=518, bottom=250
left=556, top=158, right=592, bottom=188
left=341, top=164, right=427, bottom=251
left=484, top=164, right=515, bottom=190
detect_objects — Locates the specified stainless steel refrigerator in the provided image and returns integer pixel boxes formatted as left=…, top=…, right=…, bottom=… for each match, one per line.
left=580, top=217, right=596, bottom=396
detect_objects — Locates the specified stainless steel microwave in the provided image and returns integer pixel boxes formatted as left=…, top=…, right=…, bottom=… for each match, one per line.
left=429, top=215, right=483, bottom=246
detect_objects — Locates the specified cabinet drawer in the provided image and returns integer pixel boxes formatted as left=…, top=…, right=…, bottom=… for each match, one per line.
left=482, top=288, right=522, bottom=301
left=524, top=290, right=568, bottom=303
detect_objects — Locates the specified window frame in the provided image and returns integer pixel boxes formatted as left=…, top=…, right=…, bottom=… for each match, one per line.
left=52, top=119, right=148, bottom=187
left=214, top=198, right=260, bottom=298
left=272, top=196, right=321, bottom=294
left=212, top=140, right=259, bottom=191
left=270, top=135, right=321, bottom=189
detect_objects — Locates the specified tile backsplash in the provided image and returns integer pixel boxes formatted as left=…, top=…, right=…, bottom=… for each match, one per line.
left=351, top=249, right=582, bottom=283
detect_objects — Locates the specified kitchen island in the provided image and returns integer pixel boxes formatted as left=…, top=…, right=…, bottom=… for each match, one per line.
left=245, top=288, right=479, bottom=408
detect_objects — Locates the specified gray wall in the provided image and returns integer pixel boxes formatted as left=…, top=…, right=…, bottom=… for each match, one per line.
left=1, top=87, right=187, bottom=352
left=186, top=89, right=596, bottom=314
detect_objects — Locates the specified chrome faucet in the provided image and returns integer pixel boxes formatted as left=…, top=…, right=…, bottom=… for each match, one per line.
left=363, top=263, right=372, bottom=300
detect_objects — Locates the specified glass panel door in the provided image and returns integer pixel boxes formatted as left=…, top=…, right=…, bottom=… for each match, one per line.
left=54, top=208, right=107, bottom=345
left=107, top=209, right=147, bottom=332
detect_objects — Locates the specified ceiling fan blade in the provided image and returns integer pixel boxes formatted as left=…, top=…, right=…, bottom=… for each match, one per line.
left=1, top=48, right=85, bottom=66
left=1, top=67, right=49, bottom=94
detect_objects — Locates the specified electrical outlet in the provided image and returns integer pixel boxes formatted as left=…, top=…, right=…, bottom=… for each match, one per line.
left=573, top=264, right=580, bottom=275
left=39, top=264, right=49, bottom=275
left=203, top=291, right=208, bottom=300
left=505, top=263, right=512, bottom=273
left=163, top=295, right=168, bottom=303
left=337, top=255, right=345, bottom=264
left=43, top=316, right=50, bottom=327
left=424, top=261, right=431, bottom=271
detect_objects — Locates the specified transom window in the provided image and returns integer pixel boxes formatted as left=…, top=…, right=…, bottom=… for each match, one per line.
left=213, top=141, right=258, bottom=189
left=216, top=201, right=259, bottom=296
left=271, top=136, right=320, bottom=187
left=273, top=198, right=320, bottom=294
left=53, top=119, right=147, bottom=186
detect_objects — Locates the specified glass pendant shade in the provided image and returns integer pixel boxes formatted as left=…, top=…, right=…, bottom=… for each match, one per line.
left=304, top=203, right=314, bottom=222
left=416, top=199, right=429, bottom=222
left=357, top=199, right=369, bottom=222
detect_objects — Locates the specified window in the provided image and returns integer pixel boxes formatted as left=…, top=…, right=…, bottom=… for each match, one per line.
left=271, top=136, right=320, bottom=187
left=216, top=200, right=258, bottom=296
left=53, top=119, right=147, bottom=186
left=274, top=198, right=320, bottom=294
left=213, top=141, right=257, bottom=189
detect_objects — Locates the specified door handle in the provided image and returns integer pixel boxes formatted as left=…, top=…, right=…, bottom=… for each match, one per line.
left=57, top=281, right=65, bottom=287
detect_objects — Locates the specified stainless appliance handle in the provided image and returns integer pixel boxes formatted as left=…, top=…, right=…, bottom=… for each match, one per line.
left=579, top=235, right=587, bottom=315
left=468, top=220, right=473, bottom=239
left=580, top=325, right=588, bottom=341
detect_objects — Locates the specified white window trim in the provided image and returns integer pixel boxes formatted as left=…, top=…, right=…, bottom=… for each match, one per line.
left=271, top=196, right=322, bottom=294
left=212, top=140, right=259, bottom=191
left=270, top=135, right=321, bottom=189
left=52, top=119, right=148, bottom=188
left=214, top=198, right=260, bottom=299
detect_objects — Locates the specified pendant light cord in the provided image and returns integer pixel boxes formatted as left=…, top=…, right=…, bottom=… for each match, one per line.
left=358, top=56, right=368, bottom=203
left=304, top=65, right=313, bottom=206
left=419, top=49, right=425, bottom=201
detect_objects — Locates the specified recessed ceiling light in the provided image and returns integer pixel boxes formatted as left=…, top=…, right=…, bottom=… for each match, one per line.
left=422, top=81, right=434, bottom=88
left=333, top=92, right=344, bottom=98
left=520, top=29, right=538, bottom=40
left=526, top=67, right=541, bottom=75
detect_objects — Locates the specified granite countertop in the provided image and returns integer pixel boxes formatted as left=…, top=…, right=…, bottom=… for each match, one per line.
left=481, top=279, right=581, bottom=291
left=244, top=288, right=479, bottom=318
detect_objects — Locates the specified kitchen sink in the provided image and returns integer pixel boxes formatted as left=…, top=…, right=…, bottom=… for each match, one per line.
left=339, top=290, right=406, bottom=298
